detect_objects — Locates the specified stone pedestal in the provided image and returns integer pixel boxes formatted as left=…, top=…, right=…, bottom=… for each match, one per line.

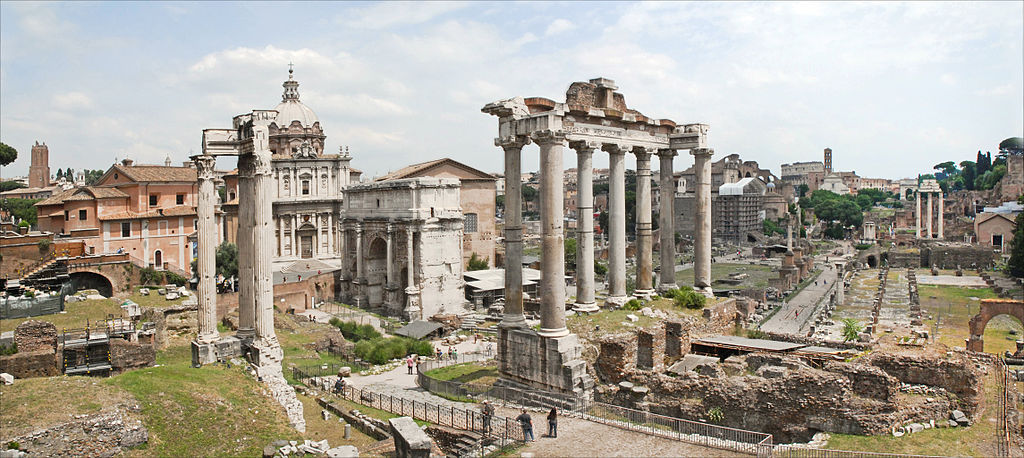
left=404, top=286, right=421, bottom=321
left=191, top=341, right=217, bottom=366
left=497, top=327, right=593, bottom=397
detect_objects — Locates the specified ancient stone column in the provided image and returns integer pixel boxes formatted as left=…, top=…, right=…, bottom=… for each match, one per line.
left=915, top=191, right=921, bottom=238
left=937, top=192, right=944, bottom=239
left=355, top=224, right=364, bottom=280
left=692, top=147, right=714, bottom=296
left=193, top=154, right=219, bottom=345
left=604, top=144, right=628, bottom=306
left=571, top=141, right=598, bottom=313
left=657, top=149, right=678, bottom=293
left=535, top=131, right=569, bottom=337
left=236, top=154, right=256, bottom=339
left=252, top=147, right=278, bottom=348
left=404, top=226, right=420, bottom=320
left=499, top=136, right=530, bottom=328
left=386, top=224, right=394, bottom=285
left=633, top=147, right=654, bottom=299
left=927, top=192, right=933, bottom=239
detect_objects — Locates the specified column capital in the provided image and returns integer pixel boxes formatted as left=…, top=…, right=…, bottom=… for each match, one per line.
left=530, top=129, right=567, bottom=145
left=632, top=146, right=655, bottom=160
left=656, top=148, right=678, bottom=158
left=602, top=143, right=630, bottom=155
left=691, top=147, right=714, bottom=158
left=252, top=151, right=273, bottom=176
left=569, top=140, right=600, bottom=153
left=191, top=155, right=218, bottom=180
left=495, top=135, right=531, bottom=150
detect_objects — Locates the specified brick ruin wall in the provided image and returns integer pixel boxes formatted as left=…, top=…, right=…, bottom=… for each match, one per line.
left=921, top=244, right=999, bottom=269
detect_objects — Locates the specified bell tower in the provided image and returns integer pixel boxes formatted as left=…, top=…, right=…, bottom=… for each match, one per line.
left=29, top=141, right=51, bottom=188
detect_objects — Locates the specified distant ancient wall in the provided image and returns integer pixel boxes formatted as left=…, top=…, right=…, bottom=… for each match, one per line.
left=0, top=349, right=60, bottom=378
left=920, top=244, right=998, bottom=269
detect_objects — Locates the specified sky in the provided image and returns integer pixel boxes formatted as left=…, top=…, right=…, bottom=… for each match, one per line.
left=1, top=1, right=1022, bottom=181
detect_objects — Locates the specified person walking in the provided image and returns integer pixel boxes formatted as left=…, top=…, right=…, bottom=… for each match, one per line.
left=436, top=347, right=443, bottom=360
left=516, top=408, right=534, bottom=441
left=481, top=400, right=494, bottom=436
left=546, top=407, right=558, bottom=438
left=406, top=355, right=415, bottom=375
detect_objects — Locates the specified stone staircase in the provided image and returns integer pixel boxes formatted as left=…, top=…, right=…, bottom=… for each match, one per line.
left=460, top=314, right=484, bottom=331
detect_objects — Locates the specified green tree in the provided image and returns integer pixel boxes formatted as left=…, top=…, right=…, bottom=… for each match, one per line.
left=933, top=161, right=956, bottom=177
left=598, top=211, right=608, bottom=234
left=521, top=185, right=538, bottom=204
left=960, top=161, right=976, bottom=190
left=1007, top=212, right=1024, bottom=278
left=495, top=194, right=505, bottom=213
left=999, top=137, right=1024, bottom=156
left=215, top=242, right=239, bottom=278
left=83, top=169, right=104, bottom=185
left=0, top=143, right=16, bottom=167
left=55, top=169, right=64, bottom=180
left=796, top=184, right=809, bottom=198
left=841, top=318, right=864, bottom=342
left=0, top=198, right=41, bottom=225
left=0, top=181, right=26, bottom=192
left=594, top=261, right=607, bottom=277
left=564, top=237, right=577, bottom=272
left=467, top=252, right=488, bottom=271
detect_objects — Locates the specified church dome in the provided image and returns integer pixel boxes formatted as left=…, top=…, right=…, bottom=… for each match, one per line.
left=273, top=68, right=319, bottom=128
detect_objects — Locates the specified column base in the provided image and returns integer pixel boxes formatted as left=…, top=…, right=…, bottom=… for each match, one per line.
left=633, top=289, right=656, bottom=301
left=605, top=295, right=628, bottom=308
left=499, top=313, right=528, bottom=329
left=572, top=302, right=599, bottom=313
left=696, top=286, right=714, bottom=298
left=196, top=331, right=220, bottom=345
left=537, top=326, right=570, bottom=338
left=657, top=283, right=679, bottom=294
left=191, top=340, right=217, bottom=366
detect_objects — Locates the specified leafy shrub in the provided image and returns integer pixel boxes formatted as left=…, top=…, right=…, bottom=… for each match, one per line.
left=140, top=267, right=163, bottom=285
left=706, top=406, right=724, bottom=423
left=6, top=441, right=20, bottom=451
left=329, top=318, right=382, bottom=342
left=668, top=286, right=706, bottom=309
left=37, top=238, right=51, bottom=252
left=165, top=271, right=186, bottom=286
left=623, top=298, right=642, bottom=311
left=354, top=337, right=433, bottom=365
left=853, top=243, right=873, bottom=250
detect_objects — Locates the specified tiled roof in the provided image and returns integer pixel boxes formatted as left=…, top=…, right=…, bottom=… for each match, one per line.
left=34, top=186, right=128, bottom=206
left=376, top=158, right=495, bottom=182
left=111, top=164, right=198, bottom=182
left=98, top=205, right=196, bottom=221
left=35, top=188, right=76, bottom=206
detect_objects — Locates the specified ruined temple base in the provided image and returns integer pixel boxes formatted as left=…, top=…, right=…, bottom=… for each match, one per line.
left=497, top=327, right=594, bottom=399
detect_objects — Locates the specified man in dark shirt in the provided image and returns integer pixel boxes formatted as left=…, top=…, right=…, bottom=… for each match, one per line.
left=516, top=408, right=534, bottom=441
left=481, top=400, right=494, bottom=435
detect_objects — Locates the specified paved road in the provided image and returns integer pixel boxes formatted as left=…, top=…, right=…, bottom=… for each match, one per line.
left=760, top=243, right=850, bottom=336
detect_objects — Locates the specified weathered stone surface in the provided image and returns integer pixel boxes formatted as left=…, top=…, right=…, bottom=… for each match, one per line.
left=110, top=339, right=155, bottom=372
left=312, top=328, right=353, bottom=357
left=325, top=445, right=359, bottom=457
left=0, top=349, right=59, bottom=378
left=3, top=410, right=146, bottom=456
left=865, top=352, right=982, bottom=414
left=389, top=416, right=431, bottom=458
left=0, top=372, right=13, bottom=385
left=13, top=320, right=57, bottom=353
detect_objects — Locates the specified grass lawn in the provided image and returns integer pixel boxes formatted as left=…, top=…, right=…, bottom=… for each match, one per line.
left=919, top=284, right=1020, bottom=356
left=423, top=362, right=498, bottom=385
left=675, top=263, right=775, bottom=289
left=297, top=394, right=379, bottom=449
left=826, top=367, right=1003, bottom=456
left=1, top=298, right=125, bottom=333
left=0, top=375, right=131, bottom=439
left=568, top=297, right=709, bottom=342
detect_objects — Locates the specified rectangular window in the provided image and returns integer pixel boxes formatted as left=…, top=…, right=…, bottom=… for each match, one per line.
left=158, top=220, right=168, bottom=234
left=121, top=222, right=131, bottom=237
left=149, top=194, right=158, bottom=206
left=79, top=209, right=87, bottom=221
left=64, top=210, right=69, bottom=221
left=176, top=194, right=184, bottom=205
left=302, top=180, right=310, bottom=195
left=993, top=234, right=1003, bottom=247
left=464, top=213, right=478, bottom=233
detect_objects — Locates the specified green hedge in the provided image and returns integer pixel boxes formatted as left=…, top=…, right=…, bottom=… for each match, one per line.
left=328, top=318, right=382, bottom=342
left=353, top=337, right=435, bottom=365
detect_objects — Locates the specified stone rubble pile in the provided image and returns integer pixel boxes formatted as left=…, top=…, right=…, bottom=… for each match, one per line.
left=3, top=410, right=148, bottom=456
left=254, top=346, right=307, bottom=433
left=263, top=439, right=358, bottom=458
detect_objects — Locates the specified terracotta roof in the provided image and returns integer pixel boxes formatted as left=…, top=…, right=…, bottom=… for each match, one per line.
left=34, top=186, right=128, bottom=206
left=375, top=158, right=495, bottom=182
left=35, top=188, right=76, bottom=206
left=98, top=205, right=196, bottom=221
left=108, top=164, right=198, bottom=183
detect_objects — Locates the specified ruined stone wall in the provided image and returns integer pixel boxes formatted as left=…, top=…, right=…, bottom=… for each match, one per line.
left=595, top=334, right=636, bottom=384
left=865, top=352, right=983, bottom=413
left=921, top=244, right=998, bottom=269
left=109, top=339, right=156, bottom=373
left=636, top=326, right=665, bottom=372
left=14, top=320, right=58, bottom=352
left=702, top=298, right=737, bottom=329
left=0, top=349, right=61, bottom=378
left=824, top=361, right=898, bottom=400
left=141, top=303, right=199, bottom=350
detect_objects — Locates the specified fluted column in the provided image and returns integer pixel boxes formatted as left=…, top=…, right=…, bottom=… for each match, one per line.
left=193, top=154, right=218, bottom=344
left=657, top=149, right=678, bottom=292
left=571, top=141, right=597, bottom=313
left=236, top=154, right=255, bottom=339
left=385, top=224, right=394, bottom=284
left=604, top=144, right=628, bottom=306
left=915, top=191, right=921, bottom=238
left=534, top=131, right=568, bottom=338
left=499, top=136, right=530, bottom=328
left=355, top=224, right=364, bottom=280
left=927, top=192, right=933, bottom=239
left=633, top=147, right=654, bottom=299
left=404, top=226, right=421, bottom=320
left=937, top=192, right=944, bottom=239
left=692, top=147, right=714, bottom=296
left=252, top=146, right=278, bottom=346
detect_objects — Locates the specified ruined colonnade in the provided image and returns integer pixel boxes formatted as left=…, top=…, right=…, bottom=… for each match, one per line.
left=914, top=179, right=944, bottom=240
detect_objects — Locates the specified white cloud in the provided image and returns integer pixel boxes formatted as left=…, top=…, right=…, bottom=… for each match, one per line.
left=52, top=92, right=94, bottom=110
left=545, top=19, right=575, bottom=36
left=341, top=2, right=467, bottom=29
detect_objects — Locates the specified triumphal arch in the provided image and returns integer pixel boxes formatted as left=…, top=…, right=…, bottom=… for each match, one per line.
left=483, top=78, right=709, bottom=395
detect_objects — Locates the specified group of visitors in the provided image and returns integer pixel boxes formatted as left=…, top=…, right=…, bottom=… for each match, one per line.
left=480, top=402, right=558, bottom=441
left=434, top=346, right=458, bottom=361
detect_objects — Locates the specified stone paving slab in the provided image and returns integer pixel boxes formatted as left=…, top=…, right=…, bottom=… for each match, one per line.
left=916, top=275, right=987, bottom=287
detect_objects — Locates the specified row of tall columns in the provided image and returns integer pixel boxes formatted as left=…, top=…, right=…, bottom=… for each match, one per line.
left=692, top=148, right=714, bottom=294
left=915, top=191, right=945, bottom=239
left=572, top=142, right=598, bottom=312
left=536, top=131, right=569, bottom=338
left=500, top=137, right=527, bottom=329
left=657, top=150, right=678, bottom=292
left=605, top=145, right=628, bottom=306
left=193, top=155, right=219, bottom=344
left=634, top=149, right=654, bottom=298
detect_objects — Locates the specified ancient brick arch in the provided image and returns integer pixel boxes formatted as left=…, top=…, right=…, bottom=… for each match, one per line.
left=967, top=298, right=1024, bottom=352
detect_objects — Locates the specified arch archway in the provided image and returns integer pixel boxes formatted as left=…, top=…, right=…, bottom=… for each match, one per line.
left=69, top=271, right=114, bottom=298
left=968, top=299, right=1024, bottom=352
left=866, top=255, right=878, bottom=268
left=154, top=250, right=163, bottom=269
left=366, top=237, right=387, bottom=307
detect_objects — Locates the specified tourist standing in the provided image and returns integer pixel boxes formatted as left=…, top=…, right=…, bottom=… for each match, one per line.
left=481, top=400, right=494, bottom=435
left=517, top=409, right=534, bottom=441
left=547, top=407, right=558, bottom=438
left=406, top=355, right=415, bottom=374
left=436, top=347, right=443, bottom=360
